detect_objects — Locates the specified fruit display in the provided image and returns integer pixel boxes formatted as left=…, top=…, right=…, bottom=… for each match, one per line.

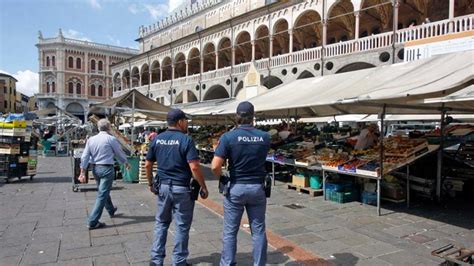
left=376, top=137, right=428, bottom=158
left=338, top=159, right=368, bottom=173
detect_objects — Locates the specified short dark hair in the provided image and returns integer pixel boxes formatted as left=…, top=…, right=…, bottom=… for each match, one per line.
left=236, top=113, right=253, bottom=125
left=167, top=120, right=177, bottom=127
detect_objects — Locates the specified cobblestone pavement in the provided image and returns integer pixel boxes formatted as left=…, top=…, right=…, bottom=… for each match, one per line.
left=1, top=157, right=473, bottom=265
left=0, top=157, right=293, bottom=265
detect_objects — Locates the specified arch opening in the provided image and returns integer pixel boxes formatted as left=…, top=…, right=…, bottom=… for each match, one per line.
left=203, top=85, right=229, bottom=101
left=235, top=31, right=252, bottom=64
left=188, top=48, right=201, bottom=75
left=122, top=70, right=130, bottom=89
left=327, top=0, right=355, bottom=43
left=255, top=25, right=270, bottom=59
left=293, top=10, right=322, bottom=51
left=162, top=57, right=172, bottom=81
left=218, top=37, right=232, bottom=69
left=151, top=61, right=161, bottom=83
left=297, top=70, right=315, bottom=79
left=273, top=19, right=289, bottom=56
left=336, top=62, right=376, bottom=73
left=203, top=43, right=216, bottom=72
left=174, top=53, right=186, bottom=79
left=141, top=64, right=150, bottom=86
left=131, top=67, right=140, bottom=87
left=262, top=75, right=283, bottom=89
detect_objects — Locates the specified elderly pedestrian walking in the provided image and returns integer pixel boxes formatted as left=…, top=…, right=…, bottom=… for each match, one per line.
left=79, top=118, right=130, bottom=230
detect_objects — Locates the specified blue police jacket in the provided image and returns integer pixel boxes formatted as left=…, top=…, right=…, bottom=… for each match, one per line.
left=146, top=128, right=199, bottom=186
left=214, top=125, right=270, bottom=183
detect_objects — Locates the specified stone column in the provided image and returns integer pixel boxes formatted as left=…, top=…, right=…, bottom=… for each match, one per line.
left=392, top=0, right=400, bottom=42
left=289, top=29, right=294, bottom=53
left=185, top=60, right=189, bottom=77
left=215, top=52, right=219, bottom=69
left=449, top=0, right=455, bottom=19
left=231, top=47, right=236, bottom=66
left=322, top=20, right=328, bottom=46
left=355, top=11, right=360, bottom=40
left=172, top=65, right=175, bottom=80
left=160, top=68, right=163, bottom=82
left=269, top=35, right=274, bottom=58
left=149, top=71, right=152, bottom=85
left=251, top=40, right=256, bottom=61
left=449, top=0, right=455, bottom=32
left=200, top=57, right=204, bottom=74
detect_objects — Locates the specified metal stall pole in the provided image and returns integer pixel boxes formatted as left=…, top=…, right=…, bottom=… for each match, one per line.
left=407, top=164, right=410, bottom=208
left=131, top=91, right=136, bottom=145
left=272, top=161, right=276, bottom=186
left=323, top=170, right=326, bottom=201
left=436, top=106, right=446, bottom=202
left=378, top=104, right=386, bottom=216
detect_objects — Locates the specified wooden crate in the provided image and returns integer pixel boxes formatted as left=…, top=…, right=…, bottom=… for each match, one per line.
left=292, top=175, right=309, bottom=188
left=287, top=184, right=323, bottom=197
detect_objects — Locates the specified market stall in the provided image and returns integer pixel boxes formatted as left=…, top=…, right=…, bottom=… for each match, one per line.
left=189, top=51, right=474, bottom=215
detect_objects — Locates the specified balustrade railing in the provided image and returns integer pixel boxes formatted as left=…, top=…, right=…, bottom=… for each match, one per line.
left=255, top=58, right=270, bottom=70
left=233, top=62, right=251, bottom=74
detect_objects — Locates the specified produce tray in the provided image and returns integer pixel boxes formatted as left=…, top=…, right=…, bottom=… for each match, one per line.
left=337, top=159, right=367, bottom=173
left=385, top=142, right=428, bottom=158
left=0, top=128, right=26, bottom=137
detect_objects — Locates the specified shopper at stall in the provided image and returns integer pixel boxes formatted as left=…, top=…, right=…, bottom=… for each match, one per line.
left=146, top=108, right=208, bottom=266
left=354, top=123, right=379, bottom=150
left=147, top=127, right=158, bottom=142
left=211, top=101, right=271, bottom=266
left=79, top=119, right=130, bottom=230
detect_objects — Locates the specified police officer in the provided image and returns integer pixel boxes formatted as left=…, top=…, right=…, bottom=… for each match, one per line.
left=211, top=101, right=270, bottom=266
left=146, top=108, right=209, bottom=266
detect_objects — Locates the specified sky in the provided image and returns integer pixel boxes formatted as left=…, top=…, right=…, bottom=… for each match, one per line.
left=0, top=0, right=187, bottom=96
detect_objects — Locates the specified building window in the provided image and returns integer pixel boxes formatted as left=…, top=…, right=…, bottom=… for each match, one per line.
left=76, top=83, right=81, bottom=94
left=91, top=60, right=96, bottom=71
left=90, top=84, right=96, bottom=96
left=98, top=61, right=103, bottom=71
left=52, top=56, right=55, bottom=66
left=46, top=56, right=50, bottom=67
left=98, top=85, right=103, bottom=96
left=52, top=82, right=55, bottom=93
left=76, top=58, right=81, bottom=69
left=68, top=57, right=74, bottom=68
left=68, top=82, right=74, bottom=94
left=46, top=82, right=50, bottom=93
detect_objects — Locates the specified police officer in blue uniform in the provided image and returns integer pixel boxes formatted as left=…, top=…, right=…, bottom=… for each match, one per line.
left=146, top=108, right=209, bottom=266
left=211, top=101, right=271, bottom=266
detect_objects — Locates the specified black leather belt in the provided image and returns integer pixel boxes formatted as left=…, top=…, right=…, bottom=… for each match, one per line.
left=231, top=179, right=264, bottom=185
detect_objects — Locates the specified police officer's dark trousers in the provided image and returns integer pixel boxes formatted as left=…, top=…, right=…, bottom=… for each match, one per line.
left=221, top=183, right=267, bottom=266
left=151, top=184, right=195, bottom=266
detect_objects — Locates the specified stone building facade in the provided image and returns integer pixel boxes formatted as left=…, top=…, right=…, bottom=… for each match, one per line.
left=0, top=73, right=19, bottom=114
left=36, top=29, right=139, bottom=120
left=111, top=0, right=473, bottom=107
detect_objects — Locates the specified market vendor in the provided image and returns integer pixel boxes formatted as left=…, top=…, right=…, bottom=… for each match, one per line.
left=354, top=123, right=379, bottom=150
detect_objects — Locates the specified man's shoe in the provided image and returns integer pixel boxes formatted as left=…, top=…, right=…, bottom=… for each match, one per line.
left=110, top=207, right=118, bottom=218
left=88, top=222, right=106, bottom=230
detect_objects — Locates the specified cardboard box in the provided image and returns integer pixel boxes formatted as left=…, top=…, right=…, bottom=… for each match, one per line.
left=292, top=175, right=309, bottom=188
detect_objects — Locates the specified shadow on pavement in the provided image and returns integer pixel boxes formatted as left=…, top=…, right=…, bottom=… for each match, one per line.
left=112, top=214, right=155, bottom=227
left=326, top=253, right=360, bottom=265
left=188, top=251, right=292, bottom=265
left=382, top=199, right=474, bottom=230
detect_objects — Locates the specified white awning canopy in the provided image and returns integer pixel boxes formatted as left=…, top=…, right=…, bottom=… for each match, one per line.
left=190, top=51, right=474, bottom=120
